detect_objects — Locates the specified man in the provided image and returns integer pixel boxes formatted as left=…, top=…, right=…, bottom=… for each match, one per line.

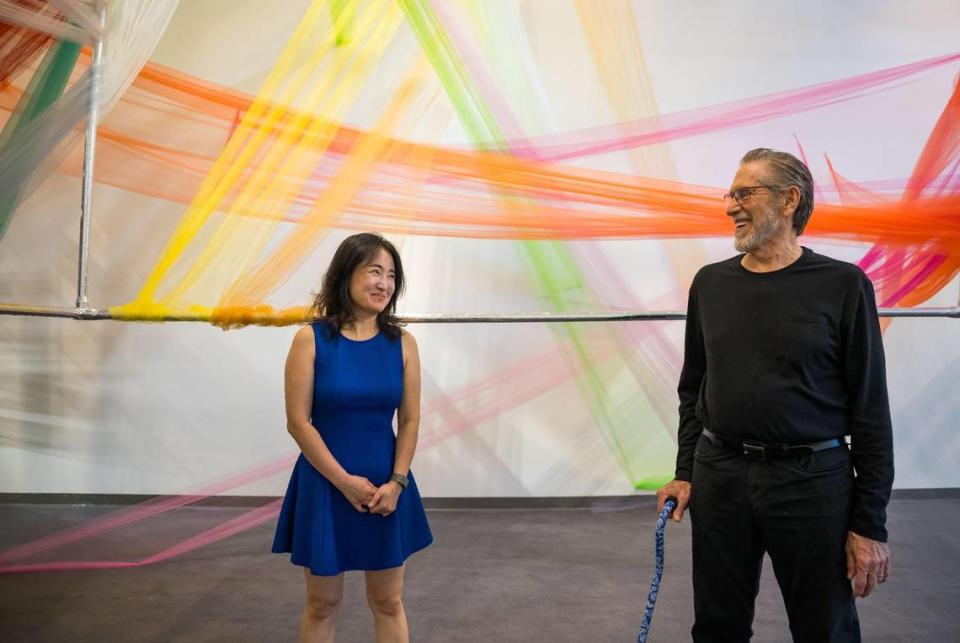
left=656, top=148, right=893, bottom=642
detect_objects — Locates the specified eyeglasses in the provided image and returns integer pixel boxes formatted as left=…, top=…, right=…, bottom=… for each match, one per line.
left=722, top=184, right=783, bottom=204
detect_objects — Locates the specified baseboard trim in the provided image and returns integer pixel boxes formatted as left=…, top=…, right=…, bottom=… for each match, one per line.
left=0, top=488, right=956, bottom=507
left=889, top=488, right=960, bottom=499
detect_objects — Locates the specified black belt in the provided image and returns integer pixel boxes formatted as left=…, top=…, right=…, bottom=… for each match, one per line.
left=702, top=428, right=844, bottom=462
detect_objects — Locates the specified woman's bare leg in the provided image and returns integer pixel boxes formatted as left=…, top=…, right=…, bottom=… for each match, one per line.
left=300, top=569, right=344, bottom=643
left=365, top=566, right=408, bottom=643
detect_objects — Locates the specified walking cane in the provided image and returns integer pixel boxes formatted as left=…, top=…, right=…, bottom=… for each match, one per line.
left=637, top=497, right=677, bottom=643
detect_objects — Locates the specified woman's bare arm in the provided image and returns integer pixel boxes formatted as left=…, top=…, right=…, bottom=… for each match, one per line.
left=393, top=330, right=421, bottom=477
left=285, top=326, right=375, bottom=511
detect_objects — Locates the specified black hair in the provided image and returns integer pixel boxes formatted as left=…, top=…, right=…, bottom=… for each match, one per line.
left=311, top=233, right=404, bottom=339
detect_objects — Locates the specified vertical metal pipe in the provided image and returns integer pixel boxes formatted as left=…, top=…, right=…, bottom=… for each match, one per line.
left=75, top=1, right=107, bottom=311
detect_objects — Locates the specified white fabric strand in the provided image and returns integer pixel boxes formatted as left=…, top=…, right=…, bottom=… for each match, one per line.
left=0, top=0, right=179, bottom=221
left=0, top=1, right=93, bottom=43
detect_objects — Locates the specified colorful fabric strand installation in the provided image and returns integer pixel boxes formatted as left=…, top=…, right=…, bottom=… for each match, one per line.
left=1, top=1, right=958, bottom=574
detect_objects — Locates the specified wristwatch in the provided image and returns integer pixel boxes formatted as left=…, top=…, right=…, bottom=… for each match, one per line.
left=389, top=473, right=409, bottom=489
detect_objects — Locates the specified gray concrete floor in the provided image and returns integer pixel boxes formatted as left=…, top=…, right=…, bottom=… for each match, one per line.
left=1, top=497, right=958, bottom=642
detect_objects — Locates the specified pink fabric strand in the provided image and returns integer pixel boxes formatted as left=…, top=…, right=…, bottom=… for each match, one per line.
left=0, top=500, right=283, bottom=575
left=514, top=52, right=960, bottom=161
left=0, top=456, right=295, bottom=565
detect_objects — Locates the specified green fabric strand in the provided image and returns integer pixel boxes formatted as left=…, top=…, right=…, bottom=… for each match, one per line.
left=0, top=40, right=82, bottom=242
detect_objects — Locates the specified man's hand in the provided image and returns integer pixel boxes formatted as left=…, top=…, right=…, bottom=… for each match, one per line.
left=656, top=479, right=692, bottom=523
left=846, top=530, right=890, bottom=598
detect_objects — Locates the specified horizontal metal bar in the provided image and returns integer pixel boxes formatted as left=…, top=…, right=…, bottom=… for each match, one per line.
left=876, top=307, right=960, bottom=318
left=0, top=304, right=110, bottom=319
left=402, top=311, right=689, bottom=322
left=1, top=304, right=958, bottom=322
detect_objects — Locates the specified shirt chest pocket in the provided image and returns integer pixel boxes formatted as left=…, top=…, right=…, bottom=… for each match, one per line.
left=774, top=314, right=836, bottom=366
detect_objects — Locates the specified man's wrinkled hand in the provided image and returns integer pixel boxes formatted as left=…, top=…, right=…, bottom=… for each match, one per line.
left=846, top=530, right=890, bottom=598
left=656, top=479, right=692, bottom=523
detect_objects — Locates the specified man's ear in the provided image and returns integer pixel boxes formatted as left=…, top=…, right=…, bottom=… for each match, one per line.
left=782, top=185, right=801, bottom=217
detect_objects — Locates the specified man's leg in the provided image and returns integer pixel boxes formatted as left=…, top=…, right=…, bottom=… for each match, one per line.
left=690, top=435, right=764, bottom=643
left=757, top=449, right=860, bottom=643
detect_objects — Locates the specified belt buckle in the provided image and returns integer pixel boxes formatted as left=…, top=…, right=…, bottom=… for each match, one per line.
left=742, top=441, right=766, bottom=462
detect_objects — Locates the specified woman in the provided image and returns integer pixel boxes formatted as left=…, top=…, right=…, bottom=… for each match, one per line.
left=272, top=232, right=433, bottom=642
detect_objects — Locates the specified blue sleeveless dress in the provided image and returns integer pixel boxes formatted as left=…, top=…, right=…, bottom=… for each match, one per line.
left=272, top=323, right=433, bottom=576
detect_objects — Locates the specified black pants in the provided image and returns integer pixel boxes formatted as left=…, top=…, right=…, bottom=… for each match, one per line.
left=689, top=433, right=860, bottom=642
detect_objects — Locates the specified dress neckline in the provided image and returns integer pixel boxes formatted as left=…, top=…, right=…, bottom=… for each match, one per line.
left=339, top=331, right=380, bottom=343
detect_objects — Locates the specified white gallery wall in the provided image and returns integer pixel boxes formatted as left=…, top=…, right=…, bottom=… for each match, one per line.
left=1, top=1, right=958, bottom=496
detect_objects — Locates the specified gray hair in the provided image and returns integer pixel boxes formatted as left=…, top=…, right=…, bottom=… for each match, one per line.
left=740, top=148, right=814, bottom=235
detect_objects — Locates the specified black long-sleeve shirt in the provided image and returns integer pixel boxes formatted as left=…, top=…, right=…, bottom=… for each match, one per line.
left=675, top=247, right=894, bottom=541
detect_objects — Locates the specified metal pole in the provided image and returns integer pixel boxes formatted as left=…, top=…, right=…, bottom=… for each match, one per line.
left=0, top=304, right=957, bottom=322
left=0, top=304, right=110, bottom=320
left=75, top=1, right=107, bottom=311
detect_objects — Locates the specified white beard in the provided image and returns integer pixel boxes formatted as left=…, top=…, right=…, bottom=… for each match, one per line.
left=734, top=213, right=783, bottom=253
